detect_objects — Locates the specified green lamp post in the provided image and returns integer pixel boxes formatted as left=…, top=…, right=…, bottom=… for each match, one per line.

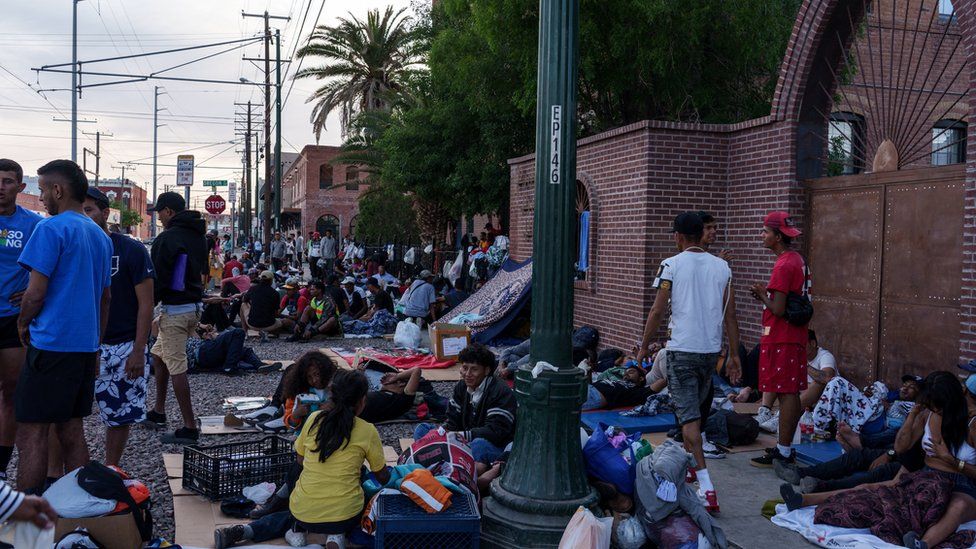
left=480, top=0, right=597, bottom=545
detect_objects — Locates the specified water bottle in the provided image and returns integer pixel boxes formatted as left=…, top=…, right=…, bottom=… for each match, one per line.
left=799, top=408, right=815, bottom=444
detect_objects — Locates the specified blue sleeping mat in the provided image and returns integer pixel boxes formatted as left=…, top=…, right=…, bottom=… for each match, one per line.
left=793, top=441, right=844, bottom=465
left=580, top=410, right=677, bottom=433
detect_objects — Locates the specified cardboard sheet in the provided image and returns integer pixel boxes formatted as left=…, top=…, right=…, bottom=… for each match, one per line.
left=384, top=445, right=399, bottom=466
left=399, top=438, right=414, bottom=452
left=163, top=453, right=183, bottom=479
left=198, top=415, right=260, bottom=434
left=733, top=402, right=763, bottom=415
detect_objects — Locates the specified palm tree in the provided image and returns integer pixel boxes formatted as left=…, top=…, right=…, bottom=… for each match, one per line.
left=295, top=6, right=424, bottom=140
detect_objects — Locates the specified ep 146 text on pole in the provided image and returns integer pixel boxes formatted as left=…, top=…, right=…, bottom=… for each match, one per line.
left=550, top=105, right=562, bottom=184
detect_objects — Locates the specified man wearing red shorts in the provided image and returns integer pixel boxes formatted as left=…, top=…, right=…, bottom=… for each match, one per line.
left=750, top=211, right=810, bottom=467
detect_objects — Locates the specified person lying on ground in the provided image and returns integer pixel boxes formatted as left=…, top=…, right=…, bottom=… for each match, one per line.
left=279, top=351, right=338, bottom=431
left=712, top=344, right=757, bottom=403
left=809, top=372, right=922, bottom=441
left=242, top=271, right=295, bottom=337
left=800, top=329, right=837, bottom=409
left=359, top=367, right=422, bottom=424
left=186, top=324, right=275, bottom=375
left=289, top=280, right=342, bottom=341
left=779, top=371, right=976, bottom=549
left=496, top=339, right=531, bottom=381
left=413, top=344, right=517, bottom=465
left=214, top=369, right=390, bottom=549
left=583, top=365, right=654, bottom=411
left=835, top=373, right=923, bottom=452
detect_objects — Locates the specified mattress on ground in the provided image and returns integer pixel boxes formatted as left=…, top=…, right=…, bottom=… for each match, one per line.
left=581, top=410, right=677, bottom=433
left=793, top=440, right=844, bottom=465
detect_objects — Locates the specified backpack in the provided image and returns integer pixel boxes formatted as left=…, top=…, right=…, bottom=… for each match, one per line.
left=705, top=409, right=759, bottom=447
left=75, top=462, right=153, bottom=542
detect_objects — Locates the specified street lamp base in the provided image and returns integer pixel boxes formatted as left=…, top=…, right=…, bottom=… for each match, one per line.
left=481, top=470, right=599, bottom=548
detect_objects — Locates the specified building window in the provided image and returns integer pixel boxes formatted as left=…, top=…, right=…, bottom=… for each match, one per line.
left=826, top=112, right=865, bottom=176
left=106, top=190, right=117, bottom=201
left=318, top=164, right=333, bottom=189
left=939, top=0, right=955, bottom=21
left=122, top=191, right=131, bottom=209
left=575, top=180, right=591, bottom=281
left=316, top=214, right=340, bottom=238
left=932, top=119, right=966, bottom=165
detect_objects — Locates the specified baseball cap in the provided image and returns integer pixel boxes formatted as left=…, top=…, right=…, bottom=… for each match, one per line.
left=258, top=270, right=274, bottom=281
left=148, top=191, right=186, bottom=213
left=341, top=276, right=356, bottom=285
left=671, top=212, right=704, bottom=236
left=902, top=374, right=924, bottom=385
left=419, top=269, right=434, bottom=279
left=85, top=187, right=110, bottom=209
left=763, top=211, right=801, bottom=238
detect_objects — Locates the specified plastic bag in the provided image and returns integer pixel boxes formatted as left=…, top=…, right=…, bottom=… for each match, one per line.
left=242, top=482, right=276, bottom=505
left=394, top=320, right=422, bottom=349
left=0, top=521, right=54, bottom=549
left=404, top=247, right=417, bottom=265
left=448, top=251, right=463, bottom=284
left=557, top=506, right=612, bottom=549
left=614, top=515, right=647, bottom=549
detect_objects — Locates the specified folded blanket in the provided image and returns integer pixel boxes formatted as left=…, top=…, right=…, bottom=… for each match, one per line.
left=814, top=469, right=976, bottom=548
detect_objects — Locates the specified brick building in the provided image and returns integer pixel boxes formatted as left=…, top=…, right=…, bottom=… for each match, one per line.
left=96, top=178, right=150, bottom=239
left=280, top=145, right=365, bottom=240
left=509, top=0, right=975, bottom=385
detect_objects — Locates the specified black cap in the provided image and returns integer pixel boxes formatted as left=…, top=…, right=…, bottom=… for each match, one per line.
left=148, top=191, right=185, bottom=213
left=672, top=212, right=704, bottom=236
left=85, top=187, right=110, bottom=209
left=902, top=374, right=924, bottom=385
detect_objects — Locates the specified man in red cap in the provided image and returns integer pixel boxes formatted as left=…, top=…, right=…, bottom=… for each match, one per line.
left=750, top=211, right=811, bottom=468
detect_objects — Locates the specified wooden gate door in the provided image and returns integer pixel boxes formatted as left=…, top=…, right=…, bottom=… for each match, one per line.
left=805, top=164, right=965, bottom=386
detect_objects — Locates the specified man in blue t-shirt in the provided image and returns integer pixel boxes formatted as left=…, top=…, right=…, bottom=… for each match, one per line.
left=0, top=158, right=42, bottom=480
left=401, top=270, right=438, bottom=325
left=15, top=160, right=111, bottom=491
left=83, top=187, right=154, bottom=467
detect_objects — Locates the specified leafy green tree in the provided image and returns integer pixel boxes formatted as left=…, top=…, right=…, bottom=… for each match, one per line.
left=353, top=184, right=420, bottom=244
left=110, top=200, right=143, bottom=231
left=295, top=6, right=425, bottom=139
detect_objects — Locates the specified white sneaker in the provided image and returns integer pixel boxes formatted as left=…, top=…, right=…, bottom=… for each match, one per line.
left=701, top=439, right=726, bottom=459
left=257, top=416, right=286, bottom=432
left=241, top=405, right=278, bottom=422
left=325, top=534, right=346, bottom=549
left=759, top=412, right=780, bottom=434
left=756, top=406, right=774, bottom=425
left=284, top=527, right=306, bottom=547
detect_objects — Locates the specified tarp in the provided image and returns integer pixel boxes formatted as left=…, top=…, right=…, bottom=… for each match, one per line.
left=446, top=258, right=532, bottom=343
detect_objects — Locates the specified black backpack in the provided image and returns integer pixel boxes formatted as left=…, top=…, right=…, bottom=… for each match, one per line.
left=705, top=409, right=759, bottom=447
left=75, top=461, right=153, bottom=542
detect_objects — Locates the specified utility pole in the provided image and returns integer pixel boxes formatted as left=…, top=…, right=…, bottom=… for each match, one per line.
left=274, top=28, right=283, bottom=234
left=234, top=100, right=260, bottom=244
left=71, top=0, right=79, bottom=162
left=82, top=130, right=111, bottom=184
left=480, top=0, right=592, bottom=545
left=242, top=10, right=288, bottom=250
left=151, top=86, right=161, bottom=237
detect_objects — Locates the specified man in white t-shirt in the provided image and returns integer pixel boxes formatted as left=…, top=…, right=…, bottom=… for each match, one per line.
left=637, top=212, right=742, bottom=514
left=801, top=329, right=836, bottom=408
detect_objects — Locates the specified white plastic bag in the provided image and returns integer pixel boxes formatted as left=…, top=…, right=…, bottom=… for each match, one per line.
left=243, top=481, right=276, bottom=505
left=558, top=506, right=612, bottom=549
left=424, top=244, right=434, bottom=254
left=394, top=320, right=422, bottom=349
left=404, top=247, right=417, bottom=265
left=614, top=515, right=647, bottom=549
left=0, top=521, right=54, bottom=549
left=448, top=251, right=463, bottom=284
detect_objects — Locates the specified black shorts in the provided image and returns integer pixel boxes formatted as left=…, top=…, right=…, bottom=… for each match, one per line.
left=0, top=315, right=20, bottom=350
left=15, top=345, right=97, bottom=423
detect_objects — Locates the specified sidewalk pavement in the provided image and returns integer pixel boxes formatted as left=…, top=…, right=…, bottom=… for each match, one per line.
left=707, top=451, right=814, bottom=548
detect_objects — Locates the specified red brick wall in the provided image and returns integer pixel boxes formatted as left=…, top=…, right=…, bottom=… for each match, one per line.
left=281, top=145, right=367, bottom=241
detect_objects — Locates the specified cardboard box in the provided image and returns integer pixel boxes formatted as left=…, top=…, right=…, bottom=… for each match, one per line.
left=55, top=511, right=143, bottom=549
left=428, top=323, right=471, bottom=361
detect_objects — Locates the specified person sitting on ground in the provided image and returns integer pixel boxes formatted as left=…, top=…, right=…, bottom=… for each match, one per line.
left=496, top=339, right=531, bottom=381
left=291, top=280, right=342, bottom=341
left=400, top=270, right=438, bottom=326
left=339, top=276, right=367, bottom=320
left=778, top=371, right=976, bottom=549
left=278, top=278, right=308, bottom=323
left=373, top=264, right=399, bottom=288
left=359, top=367, right=423, bottom=424
left=220, top=267, right=251, bottom=297
left=801, top=329, right=837, bottom=409
left=223, top=254, right=243, bottom=280
left=583, top=364, right=653, bottom=410
left=444, top=278, right=470, bottom=311
left=835, top=373, right=923, bottom=451
left=358, top=277, right=394, bottom=322
left=341, top=282, right=398, bottom=337
left=215, top=369, right=390, bottom=549
left=241, top=251, right=254, bottom=271
left=278, top=351, right=338, bottom=432
left=325, top=274, right=349, bottom=317
left=242, top=271, right=294, bottom=337
left=413, top=344, right=517, bottom=465
left=185, top=324, right=275, bottom=375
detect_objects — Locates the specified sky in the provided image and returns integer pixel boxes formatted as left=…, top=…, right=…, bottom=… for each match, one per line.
left=0, top=0, right=412, bottom=210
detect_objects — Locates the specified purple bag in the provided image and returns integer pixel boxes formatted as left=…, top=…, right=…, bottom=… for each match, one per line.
left=170, top=253, right=187, bottom=292
left=582, top=423, right=640, bottom=495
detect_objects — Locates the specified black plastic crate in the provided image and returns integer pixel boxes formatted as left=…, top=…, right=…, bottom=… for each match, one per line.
left=182, top=435, right=295, bottom=500
left=374, top=491, right=480, bottom=548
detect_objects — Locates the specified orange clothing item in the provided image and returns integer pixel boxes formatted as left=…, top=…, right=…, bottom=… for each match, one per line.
left=400, top=468, right=453, bottom=513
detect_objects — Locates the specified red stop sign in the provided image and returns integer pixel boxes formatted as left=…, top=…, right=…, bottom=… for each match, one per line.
left=205, top=194, right=226, bottom=215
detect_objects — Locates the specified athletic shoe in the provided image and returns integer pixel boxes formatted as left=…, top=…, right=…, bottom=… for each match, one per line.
left=903, top=531, right=929, bottom=549
left=799, top=476, right=820, bottom=494
left=142, top=410, right=167, bottom=430
left=284, top=527, right=306, bottom=547
left=750, top=447, right=795, bottom=468
left=257, top=361, right=282, bottom=373
left=702, top=439, right=726, bottom=459
left=759, top=412, right=780, bottom=434
left=161, top=427, right=200, bottom=445
left=774, top=459, right=802, bottom=484
left=697, top=487, right=720, bottom=514
left=214, top=525, right=246, bottom=549
left=257, top=416, right=286, bottom=433
left=756, top=406, right=774, bottom=425
left=241, top=406, right=279, bottom=425
left=325, top=534, right=346, bottom=549
left=780, top=483, right=804, bottom=511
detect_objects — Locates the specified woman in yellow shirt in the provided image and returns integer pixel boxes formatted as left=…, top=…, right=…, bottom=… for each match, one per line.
left=289, top=369, right=390, bottom=547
